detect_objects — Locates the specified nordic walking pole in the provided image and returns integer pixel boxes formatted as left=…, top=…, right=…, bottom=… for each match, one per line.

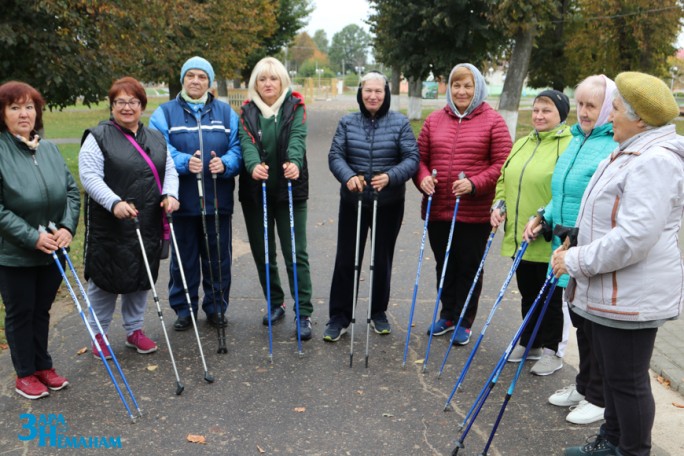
left=261, top=164, right=274, bottom=363
left=479, top=277, right=559, bottom=455
left=402, top=169, right=437, bottom=368
left=194, top=155, right=224, bottom=355
left=478, top=232, right=576, bottom=456
left=349, top=174, right=365, bottom=368
left=423, top=171, right=465, bottom=373
left=129, top=201, right=184, bottom=395
left=211, top=153, right=228, bottom=354
left=40, top=225, right=138, bottom=422
left=457, top=272, right=553, bottom=430
left=47, top=222, right=142, bottom=417
left=286, top=163, right=304, bottom=357
left=443, top=209, right=544, bottom=410
left=364, top=186, right=379, bottom=369
left=165, top=214, right=214, bottom=383
left=437, top=203, right=506, bottom=377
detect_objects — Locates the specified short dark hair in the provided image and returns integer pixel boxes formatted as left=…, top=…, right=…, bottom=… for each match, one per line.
left=108, top=77, right=147, bottom=110
left=0, top=81, right=45, bottom=133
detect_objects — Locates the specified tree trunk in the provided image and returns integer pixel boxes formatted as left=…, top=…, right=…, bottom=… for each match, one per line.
left=169, top=78, right=182, bottom=100
left=407, top=77, right=422, bottom=120
left=499, top=27, right=536, bottom=140
left=217, top=78, right=228, bottom=97
left=390, top=65, right=401, bottom=111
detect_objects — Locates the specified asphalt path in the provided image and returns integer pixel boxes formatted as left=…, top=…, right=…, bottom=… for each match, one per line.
left=0, top=102, right=679, bottom=455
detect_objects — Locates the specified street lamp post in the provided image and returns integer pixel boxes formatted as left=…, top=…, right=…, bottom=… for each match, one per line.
left=671, top=66, right=678, bottom=92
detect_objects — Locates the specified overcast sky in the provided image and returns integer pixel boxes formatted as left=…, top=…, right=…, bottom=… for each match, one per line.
left=305, top=0, right=371, bottom=40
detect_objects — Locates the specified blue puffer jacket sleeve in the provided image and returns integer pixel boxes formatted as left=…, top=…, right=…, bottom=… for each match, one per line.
left=329, top=111, right=419, bottom=207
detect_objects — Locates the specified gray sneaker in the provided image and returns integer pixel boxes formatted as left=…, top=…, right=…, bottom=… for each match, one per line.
left=323, top=317, right=348, bottom=342
left=530, top=351, right=563, bottom=376
left=507, top=345, right=543, bottom=363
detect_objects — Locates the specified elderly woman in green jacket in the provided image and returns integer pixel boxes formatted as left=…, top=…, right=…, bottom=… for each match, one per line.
left=490, top=89, right=572, bottom=376
left=238, top=56, right=313, bottom=340
left=0, top=81, right=80, bottom=400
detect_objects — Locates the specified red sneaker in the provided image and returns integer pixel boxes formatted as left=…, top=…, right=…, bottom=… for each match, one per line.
left=35, top=368, right=69, bottom=391
left=92, top=333, right=112, bottom=360
left=125, top=330, right=158, bottom=354
left=16, top=375, right=49, bottom=400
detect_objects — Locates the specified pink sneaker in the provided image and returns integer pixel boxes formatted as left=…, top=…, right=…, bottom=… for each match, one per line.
left=125, top=330, right=158, bottom=354
left=16, top=375, right=49, bottom=400
left=92, top=333, right=112, bottom=360
left=35, top=368, right=69, bottom=391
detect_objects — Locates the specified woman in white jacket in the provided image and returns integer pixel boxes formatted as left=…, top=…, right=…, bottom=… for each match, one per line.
left=553, top=71, right=684, bottom=456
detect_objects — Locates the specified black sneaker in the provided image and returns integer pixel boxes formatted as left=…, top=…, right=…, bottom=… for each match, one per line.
left=564, top=435, right=617, bottom=456
left=323, top=317, right=348, bottom=342
left=207, top=313, right=227, bottom=328
left=297, top=316, right=312, bottom=341
left=173, top=315, right=192, bottom=331
left=370, top=313, right=391, bottom=335
left=262, top=304, right=286, bottom=326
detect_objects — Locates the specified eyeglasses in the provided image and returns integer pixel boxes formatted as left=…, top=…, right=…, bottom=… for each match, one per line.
left=113, top=99, right=141, bottom=109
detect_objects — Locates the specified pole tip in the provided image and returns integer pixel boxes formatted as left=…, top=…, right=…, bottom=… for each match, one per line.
left=175, top=383, right=185, bottom=395
left=204, top=373, right=215, bottom=383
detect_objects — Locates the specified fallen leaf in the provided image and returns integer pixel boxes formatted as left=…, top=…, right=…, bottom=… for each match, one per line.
left=76, top=347, right=88, bottom=355
left=414, top=359, right=424, bottom=364
left=146, top=364, right=158, bottom=372
left=294, top=407, right=306, bottom=413
left=186, top=434, right=206, bottom=444
left=257, top=444, right=265, bottom=453
left=411, top=323, right=416, bottom=327
left=382, top=413, right=394, bottom=418
left=673, top=402, right=684, bottom=408
left=356, top=390, right=364, bottom=395
left=656, top=375, right=670, bottom=387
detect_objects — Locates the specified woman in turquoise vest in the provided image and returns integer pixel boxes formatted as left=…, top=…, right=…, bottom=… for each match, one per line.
left=527, top=75, right=617, bottom=425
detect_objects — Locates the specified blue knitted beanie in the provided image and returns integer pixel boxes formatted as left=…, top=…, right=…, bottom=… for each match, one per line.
left=180, top=56, right=214, bottom=86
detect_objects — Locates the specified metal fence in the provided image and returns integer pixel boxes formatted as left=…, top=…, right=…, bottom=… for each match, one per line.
left=223, top=79, right=342, bottom=111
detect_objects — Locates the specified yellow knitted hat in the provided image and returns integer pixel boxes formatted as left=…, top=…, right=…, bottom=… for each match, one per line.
left=615, top=71, right=679, bottom=127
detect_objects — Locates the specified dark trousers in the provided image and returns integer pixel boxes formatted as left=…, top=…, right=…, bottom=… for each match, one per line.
left=168, top=214, right=232, bottom=317
left=242, top=198, right=313, bottom=316
left=515, top=260, right=563, bottom=351
left=571, top=310, right=605, bottom=407
left=593, top=323, right=657, bottom=456
left=427, top=221, right=491, bottom=328
left=328, top=198, right=404, bottom=324
left=0, top=263, right=63, bottom=377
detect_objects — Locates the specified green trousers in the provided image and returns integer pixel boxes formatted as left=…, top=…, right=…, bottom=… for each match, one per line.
left=241, top=197, right=313, bottom=316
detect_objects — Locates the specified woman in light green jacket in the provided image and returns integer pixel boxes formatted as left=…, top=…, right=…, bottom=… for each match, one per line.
left=490, top=90, right=572, bottom=376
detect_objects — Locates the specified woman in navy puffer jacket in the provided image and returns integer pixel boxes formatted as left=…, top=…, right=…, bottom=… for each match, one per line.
left=415, top=63, right=511, bottom=345
left=325, top=72, right=419, bottom=341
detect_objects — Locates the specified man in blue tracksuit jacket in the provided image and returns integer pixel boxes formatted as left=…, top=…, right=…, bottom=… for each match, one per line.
left=149, top=56, right=242, bottom=330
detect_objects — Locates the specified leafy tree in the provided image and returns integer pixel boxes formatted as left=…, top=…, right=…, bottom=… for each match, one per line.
left=328, top=24, right=371, bottom=74
left=290, top=32, right=317, bottom=70
left=489, top=0, right=560, bottom=137
left=240, top=0, right=312, bottom=82
left=563, top=0, right=682, bottom=82
left=369, top=0, right=502, bottom=118
left=312, top=29, right=329, bottom=53
left=0, top=1, right=122, bottom=108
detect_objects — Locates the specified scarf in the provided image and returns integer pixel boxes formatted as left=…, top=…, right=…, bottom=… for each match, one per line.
left=15, top=134, right=40, bottom=150
left=181, top=88, right=208, bottom=105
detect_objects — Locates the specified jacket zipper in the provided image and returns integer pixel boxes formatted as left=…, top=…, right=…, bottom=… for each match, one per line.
left=31, top=150, right=52, bottom=221
left=559, top=133, right=590, bottom=225
left=513, top=137, right=541, bottom=252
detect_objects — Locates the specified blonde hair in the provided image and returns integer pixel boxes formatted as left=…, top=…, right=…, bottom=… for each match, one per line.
left=248, top=57, right=290, bottom=97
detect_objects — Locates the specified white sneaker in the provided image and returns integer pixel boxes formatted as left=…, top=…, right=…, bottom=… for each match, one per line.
left=566, top=400, right=605, bottom=425
left=507, top=345, right=543, bottom=363
left=548, top=384, right=584, bottom=407
left=530, top=351, right=563, bottom=376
